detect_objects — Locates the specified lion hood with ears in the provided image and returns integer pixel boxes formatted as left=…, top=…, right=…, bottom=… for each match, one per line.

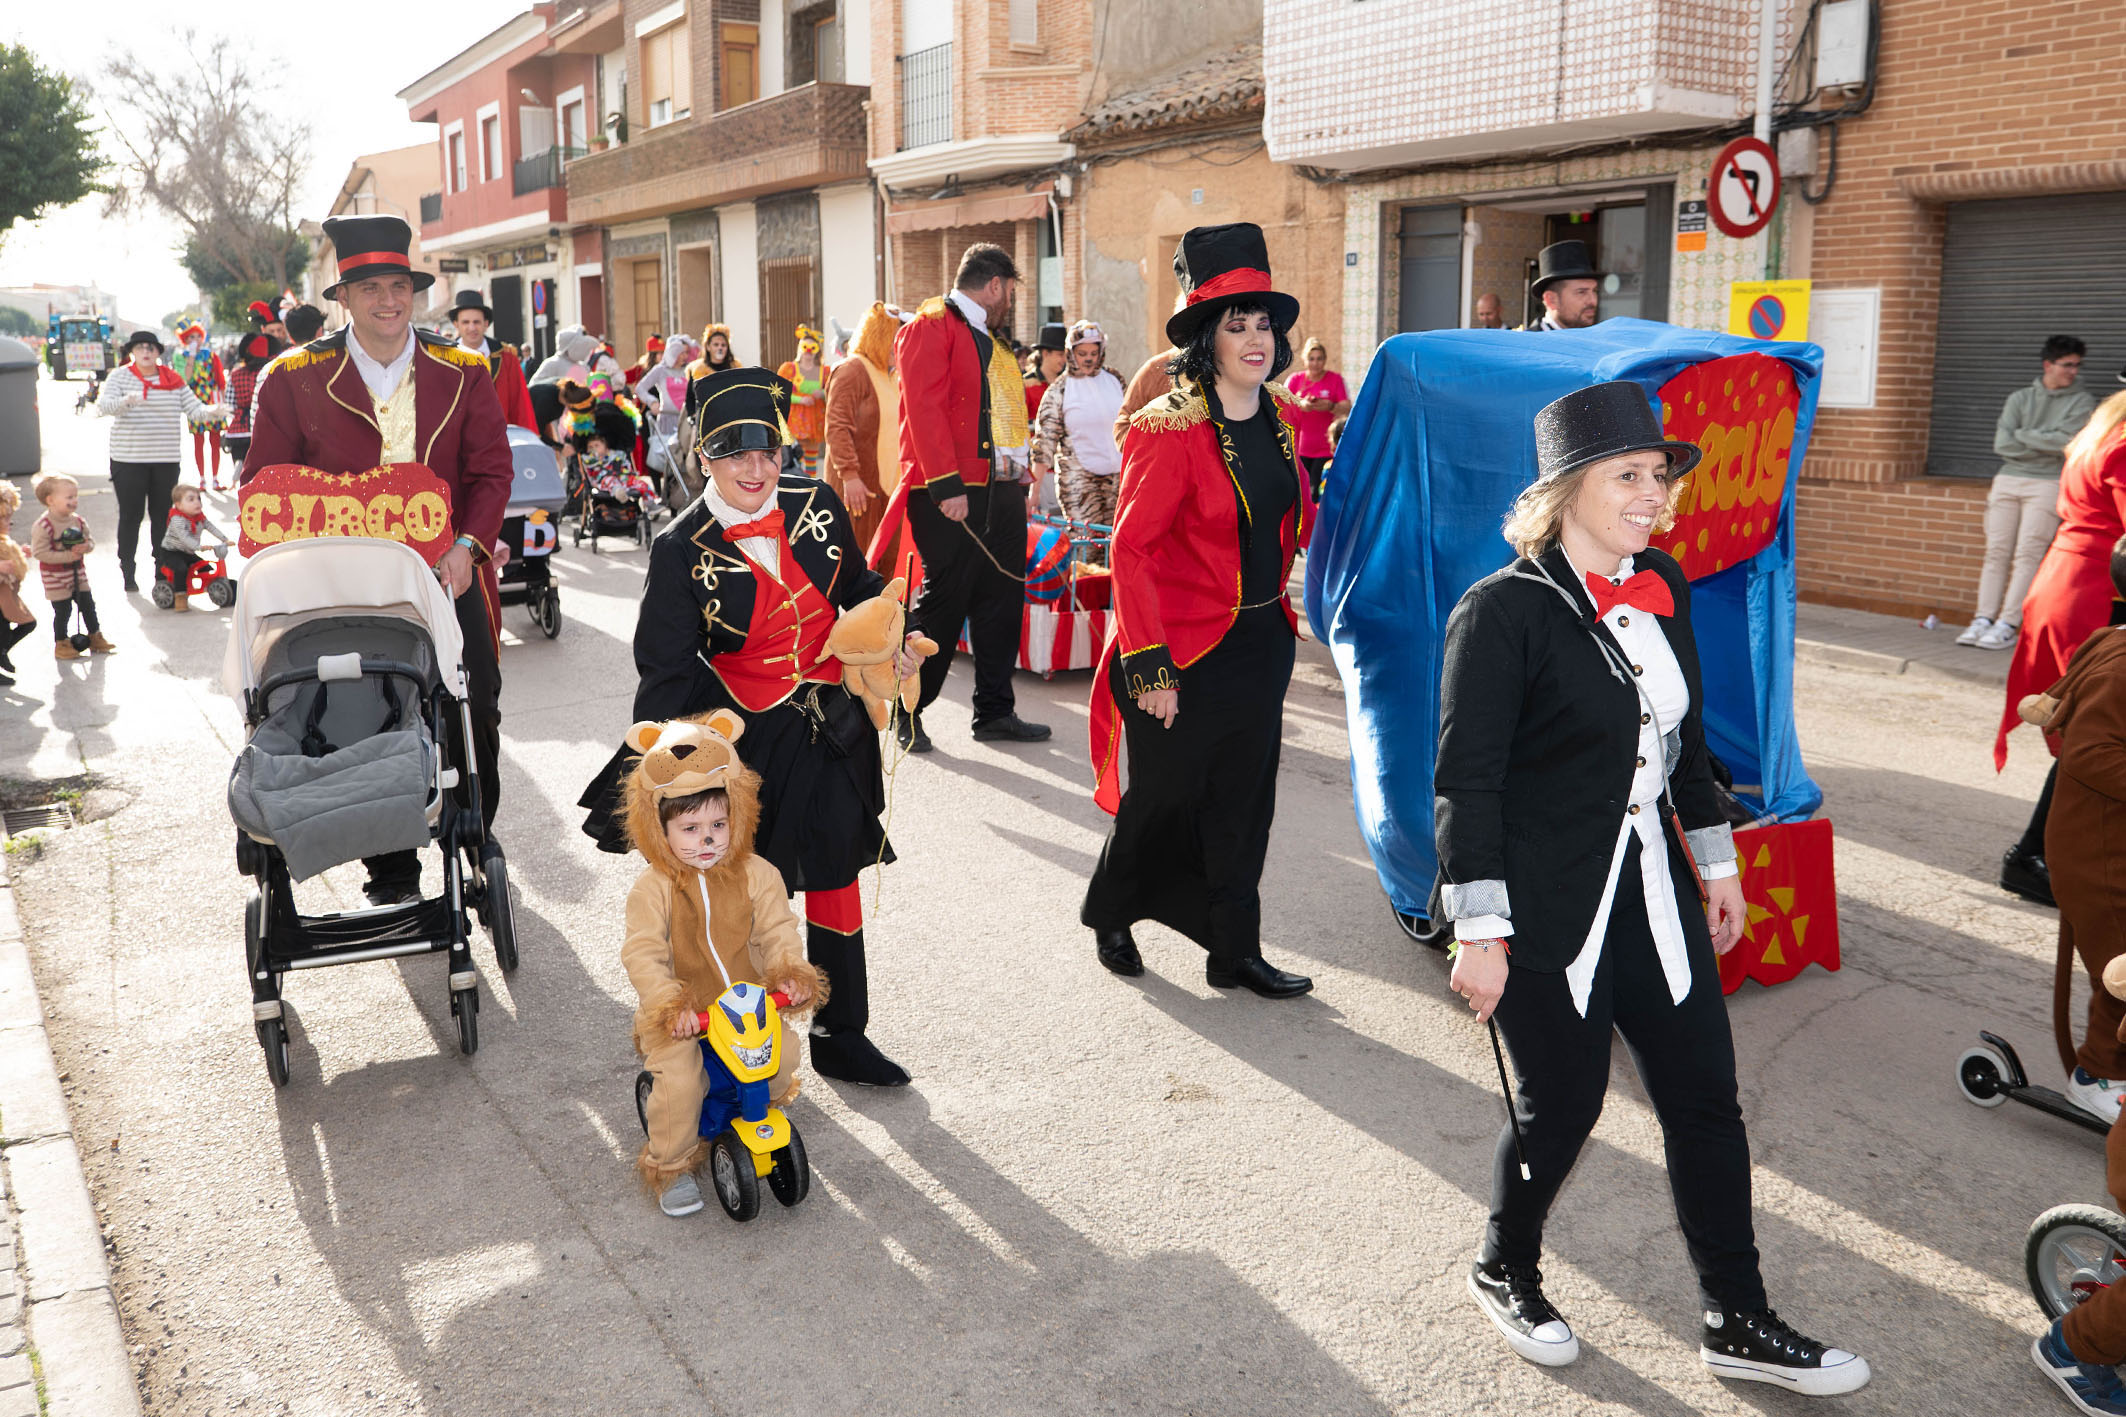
left=617, top=711, right=826, bottom=1057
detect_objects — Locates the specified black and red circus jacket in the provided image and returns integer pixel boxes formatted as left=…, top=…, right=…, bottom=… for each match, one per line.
left=1089, top=381, right=1312, bottom=813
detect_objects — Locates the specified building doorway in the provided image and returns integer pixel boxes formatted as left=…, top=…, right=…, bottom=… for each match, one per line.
left=676, top=244, right=718, bottom=344
left=577, top=272, right=605, bottom=337
left=490, top=274, right=525, bottom=350
left=1396, top=204, right=1462, bottom=333
left=630, top=258, right=665, bottom=360
left=759, top=256, right=819, bottom=371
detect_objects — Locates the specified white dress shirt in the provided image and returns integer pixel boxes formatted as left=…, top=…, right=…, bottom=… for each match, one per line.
left=346, top=328, right=416, bottom=405
left=702, top=480, right=781, bottom=579
left=1458, top=551, right=1737, bottom=1018
left=947, top=288, right=988, bottom=333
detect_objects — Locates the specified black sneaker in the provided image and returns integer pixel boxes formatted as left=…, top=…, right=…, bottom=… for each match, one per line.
left=1700, top=1306, right=1870, bottom=1396
left=2001, top=845, right=2055, bottom=907
left=894, top=708, right=932, bottom=754
left=971, top=713, right=1051, bottom=742
left=1467, top=1259, right=1577, bottom=1367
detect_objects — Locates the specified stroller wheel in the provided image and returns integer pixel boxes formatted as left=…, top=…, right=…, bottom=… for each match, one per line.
left=1391, top=897, right=1452, bottom=953
left=206, top=576, right=236, bottom=609
left=451, top=986, right=479, bottom=1055
left=480, top=844, right=520, bottom=972
left=1956, top=1043, right=2011, bottom=1108
left=256, top=1016, right=290, bottom=1088
left=2027, top=1204, right=2126, bottom=1320
left=532, top=587, right=562, bottom=640
left=634, top=1069, right=654, bottom=1135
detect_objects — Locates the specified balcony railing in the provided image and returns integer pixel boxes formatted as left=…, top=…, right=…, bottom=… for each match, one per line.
left=418, top=192, right=442, bottom=226
left=898, top=43, right=951, bottom=151
left=513, top=147, right=586, bottom=197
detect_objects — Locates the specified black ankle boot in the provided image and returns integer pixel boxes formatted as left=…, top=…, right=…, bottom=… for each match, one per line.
left=809, top=1029, right=910, bottom=1086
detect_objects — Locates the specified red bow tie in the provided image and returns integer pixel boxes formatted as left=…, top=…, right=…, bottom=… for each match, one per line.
left=1584, top=568, right=1674, bottom=619
left=723, top=508, right=785, bottom=541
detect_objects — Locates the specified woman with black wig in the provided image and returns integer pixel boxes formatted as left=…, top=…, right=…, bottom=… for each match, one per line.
left=1082, top=223, right=1315, bottom=998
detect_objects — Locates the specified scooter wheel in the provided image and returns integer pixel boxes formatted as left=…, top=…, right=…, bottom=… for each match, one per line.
left=2027, top=1204, right=2126, bottom=1320
left=1956, top=1044, right=2010, bottom=1108
left=768, top=1122, right=809, bottom=1208
left=708, top=1130, right=760, bottom=1221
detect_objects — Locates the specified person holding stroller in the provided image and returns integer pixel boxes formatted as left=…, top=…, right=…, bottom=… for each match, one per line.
left=1434, top=381, right=1869, bottom=1394
left=246, top=214, right=514, bottom=907
left=579, top=367, right=928, bottom=1088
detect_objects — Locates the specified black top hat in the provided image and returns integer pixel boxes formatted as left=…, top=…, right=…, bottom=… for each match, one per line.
left=1530, top=240, right=1602, bottom=298
left=690, top=367, right=793, bottom=462
left=120, top=329, right=164, bottom=356
left=1534, top=380, right=1702, bottom=483
left=321, top=215, right=434, bottom=299
left=1165, top=223, right=1300, bottom=346
left=1034, top=322, right=1068, bottom=352
left=449, top=289, right=494, bottom=321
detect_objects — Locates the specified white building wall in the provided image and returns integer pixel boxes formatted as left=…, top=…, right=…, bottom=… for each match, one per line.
left=841, top=0, right=871, bottom=84
left=719, top=202, right=762, bottom=364
left=818, top=182, right=877, bottom=329
left=760, top=0, right=787, bottom=99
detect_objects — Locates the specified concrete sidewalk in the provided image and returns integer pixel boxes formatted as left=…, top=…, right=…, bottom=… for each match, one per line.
left=1796, top=601, right=2013, bottom=690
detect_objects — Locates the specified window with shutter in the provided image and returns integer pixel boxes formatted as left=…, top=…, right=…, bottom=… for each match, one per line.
left=1009, top=0, right=1038, bottom=47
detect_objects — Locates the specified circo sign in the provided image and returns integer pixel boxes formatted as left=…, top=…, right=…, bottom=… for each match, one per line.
left=1709, top=136, right=1781, bottom=239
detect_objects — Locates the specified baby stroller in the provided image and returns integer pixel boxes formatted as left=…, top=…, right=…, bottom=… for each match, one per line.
left=223, top=537, right=518, bottom=1084
left=573, top=405, right=660, bottom=552
left=498, top=424, right=566, bottom=640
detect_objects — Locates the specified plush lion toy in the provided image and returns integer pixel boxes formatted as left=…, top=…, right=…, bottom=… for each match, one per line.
left=816, top=576, right=939, bottom=729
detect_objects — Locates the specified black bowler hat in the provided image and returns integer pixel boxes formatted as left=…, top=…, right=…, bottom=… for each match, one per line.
left=120, top=329, right=164, bottom=356
left=449, top=288, right=494, bottom=321
left=1530, top=240, right=1602, bottom=298
left=1033, top=322, right=1068, bottom=352
left=1165, top=223, right=1300, bottom=346
left=321, top=215, right=434, bottom=299
left=1534, top=381, right=1702, bottom=483
left=690, top=367, right=793, bottom=461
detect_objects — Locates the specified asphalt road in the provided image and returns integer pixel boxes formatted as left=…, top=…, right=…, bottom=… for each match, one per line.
left=2, top=381, right=2102, bottom=1415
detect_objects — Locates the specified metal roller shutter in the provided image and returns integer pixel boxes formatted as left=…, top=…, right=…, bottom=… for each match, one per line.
left=1926, top=192, right=2126, bottom=478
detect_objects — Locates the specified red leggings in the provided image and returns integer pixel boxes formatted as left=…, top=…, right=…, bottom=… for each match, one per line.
left=192, top=428, right=222, bottom=480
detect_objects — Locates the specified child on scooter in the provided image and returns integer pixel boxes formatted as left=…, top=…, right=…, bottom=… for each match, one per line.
left=619, top=713, right=825, bottom=1218
left=155, top=483, right=231, bottom=612
left=2036, top=956, right=2126, bottom=1413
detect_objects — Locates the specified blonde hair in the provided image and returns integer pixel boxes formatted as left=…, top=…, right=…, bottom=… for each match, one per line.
left=0, top=480, right=18, bottom=514
left=2066, top=390, right=2126, bottom=470
left=32, top=474, right=78, bottom=507
left=1501, top=454, right=1685, bottom=560
left=1300, top=337, right=1328, bottom=361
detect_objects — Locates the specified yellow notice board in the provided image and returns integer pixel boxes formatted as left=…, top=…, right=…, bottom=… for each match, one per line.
left=1727, top=280, right=1811, bottom=342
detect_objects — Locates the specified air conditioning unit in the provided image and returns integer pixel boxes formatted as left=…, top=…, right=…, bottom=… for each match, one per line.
left=1815, top=0, right=1872, bottom=91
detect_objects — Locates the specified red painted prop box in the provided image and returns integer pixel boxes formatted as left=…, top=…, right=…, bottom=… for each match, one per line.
left=239, top=464, right=456, bottom=565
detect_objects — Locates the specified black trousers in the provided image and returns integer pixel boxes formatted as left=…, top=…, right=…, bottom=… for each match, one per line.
left=51, top=591, right=99, bottom=641
left=1485, top=833, right=1768, bottom=1313
left=110, top=461, right=179, bottom=583
left=907, top=480, right=1027, bottom=725
left=1082, top=604, right=1295, bottom=964
left=365, top=587, right=504, bottom=890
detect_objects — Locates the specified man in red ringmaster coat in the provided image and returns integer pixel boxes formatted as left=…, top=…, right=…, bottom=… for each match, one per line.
left=246, top=214, right=515, bottom=906
left=447, top=288, right=539, bottom=431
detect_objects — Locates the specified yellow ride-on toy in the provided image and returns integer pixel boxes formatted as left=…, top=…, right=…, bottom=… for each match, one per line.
left=635, top=983, right=810, bottom=1221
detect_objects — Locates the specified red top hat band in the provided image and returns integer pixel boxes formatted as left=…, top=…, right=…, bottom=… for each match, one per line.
left=1185, top=267, right=1273, bottom=307
left=336, top=249, right=410, bottom=277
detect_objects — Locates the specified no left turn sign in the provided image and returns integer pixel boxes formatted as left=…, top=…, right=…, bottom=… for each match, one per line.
left=1709, top=136, right=1781, bottom=239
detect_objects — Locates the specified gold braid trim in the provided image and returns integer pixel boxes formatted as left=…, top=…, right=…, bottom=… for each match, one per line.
left=916, top=296, right=949, bottom=321
left=1129, top=382, right=1209, bottom=433
left=420, top=339, right=489, bottom=370
left=275, top=345, right=341, bottom=375
left=1123, top=665, right=1179, bottom=697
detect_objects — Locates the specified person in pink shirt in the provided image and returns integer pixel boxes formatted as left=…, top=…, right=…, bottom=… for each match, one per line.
left=1285, top=338, right=1350, bottom=500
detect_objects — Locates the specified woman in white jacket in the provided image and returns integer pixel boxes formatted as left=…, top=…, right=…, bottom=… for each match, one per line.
left=96, top=330, right=224, bottom=592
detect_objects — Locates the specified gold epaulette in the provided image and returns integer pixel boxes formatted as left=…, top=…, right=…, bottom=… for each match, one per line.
left=419, top=337, right=488, bottom=370
left=1129, top=383, right=1209, bottom=433
left=275, top=344, right=340, bottom=375
left=916, top=296, right=949, bottom=320
left=1267, top=380, right=1295, bottom=406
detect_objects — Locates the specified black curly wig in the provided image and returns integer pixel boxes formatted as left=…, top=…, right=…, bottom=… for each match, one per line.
left=1165, top=300, right=1295, bottom=389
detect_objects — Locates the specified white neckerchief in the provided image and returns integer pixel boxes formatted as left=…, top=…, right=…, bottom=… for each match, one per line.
left=1060, top=370, right=1124, bottom=477
left=702, top=478, right=781, bottom=578
left=346, top=328, right=415, bottom=405
left=1559, top=550, right=1694, bottom=1018
left=947, top=289, right=989, bottom=333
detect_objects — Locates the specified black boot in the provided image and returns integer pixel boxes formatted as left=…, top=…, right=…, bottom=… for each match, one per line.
left=809, top=1029, right=910, bottom=1086
left=2000, top=845, right=2054, bottom=907
left=894, top=707, right=932, bottom=754
left=1095, top=928, right=1143, bottom=977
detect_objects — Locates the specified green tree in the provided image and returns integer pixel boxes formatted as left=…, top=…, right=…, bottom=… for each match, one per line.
left=0, top=45, right=108, bottom=247
left=0, top=307, right=38, bottom=338
left=207, top=282, right=286, bottom=330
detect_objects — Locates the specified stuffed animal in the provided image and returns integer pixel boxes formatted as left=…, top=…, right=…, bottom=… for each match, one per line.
left=815, top=576, right=939, bottom=729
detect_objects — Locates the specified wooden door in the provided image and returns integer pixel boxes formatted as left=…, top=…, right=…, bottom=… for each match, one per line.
left=758, top=257, right=817, bottom=371
left=631, top=259, right=664, bottom=359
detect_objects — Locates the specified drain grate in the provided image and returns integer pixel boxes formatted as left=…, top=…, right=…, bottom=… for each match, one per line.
left=2, top=804, right=74, bottom=836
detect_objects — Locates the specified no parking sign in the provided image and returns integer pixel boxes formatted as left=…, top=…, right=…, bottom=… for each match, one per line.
left=1727, top=279, right=1811, bottom=343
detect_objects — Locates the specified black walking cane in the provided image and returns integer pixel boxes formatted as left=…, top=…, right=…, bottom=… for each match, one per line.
left=1487, top=1017, right=1532, bottom=1182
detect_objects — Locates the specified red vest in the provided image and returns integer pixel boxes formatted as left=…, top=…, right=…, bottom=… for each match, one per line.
left=711, top=534, right=842, bottom=711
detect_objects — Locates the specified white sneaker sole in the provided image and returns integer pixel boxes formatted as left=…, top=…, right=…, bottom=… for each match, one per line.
left=1468, top=1271, right=1579, bottom=1367
left=2032, top=1335, right=2122, bottom=1415
left=2066, top=1084, right=2125, bottom=1126
left=1702, top=1347, right=1871, bottom=1396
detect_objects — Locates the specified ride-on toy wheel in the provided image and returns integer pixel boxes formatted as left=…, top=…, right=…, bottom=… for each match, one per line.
left=478, top=844, right=519, bottom=972
left=634, top=1070, right=654, bottom=1135
left=708, top=1130, right=760, bottom=1221
left=452, top=986, right=479, bottom=1055
left=2028, top=1205, right=2126, bottom=1320
left=768, top=1122, right=809, bottom=1208
left=256, top=1016, right=290, bottom=1088
left=206, top=576, right=236, bottom=609
left=150, top=579, right=174, bottom=609
left=1957, top=1043, right=2011, bottom=1108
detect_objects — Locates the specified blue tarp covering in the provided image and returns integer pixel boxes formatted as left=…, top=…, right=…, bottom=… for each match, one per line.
left=1304, top=318, right=1825, bottom=916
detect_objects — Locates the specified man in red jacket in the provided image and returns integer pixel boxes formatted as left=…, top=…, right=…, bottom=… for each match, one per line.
left=448, top=289, right=539, bottom=431
left=247, top=215, right=515, bottom=905
left=892, top=242, right=1049, bottom=751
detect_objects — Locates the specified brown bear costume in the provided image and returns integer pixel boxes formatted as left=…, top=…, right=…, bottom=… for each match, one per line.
left=619, top=713, right=826, bottom=1195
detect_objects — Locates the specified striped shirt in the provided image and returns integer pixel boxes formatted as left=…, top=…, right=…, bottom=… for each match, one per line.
left=96, top=364, right=213, bottom=463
